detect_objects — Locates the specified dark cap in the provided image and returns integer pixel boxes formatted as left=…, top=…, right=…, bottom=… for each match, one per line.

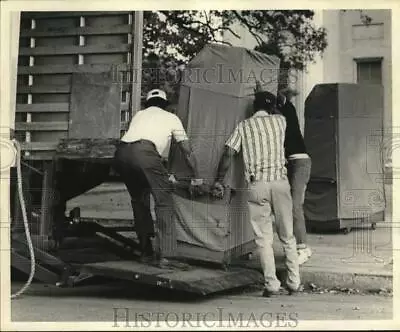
left=254, top=91, right=277, bottom=109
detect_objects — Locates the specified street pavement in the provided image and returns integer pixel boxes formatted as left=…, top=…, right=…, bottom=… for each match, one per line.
left=67, top=182, right=394, bottom=291
left=10, top=281, right=392, bottom=324
left=7, top=182, right=394, bottom=328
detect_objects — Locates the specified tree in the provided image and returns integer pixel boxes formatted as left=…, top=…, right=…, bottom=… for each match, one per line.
left=141, top=10, right=328, bottom=103
left=228, top=11, right=327, bottom=89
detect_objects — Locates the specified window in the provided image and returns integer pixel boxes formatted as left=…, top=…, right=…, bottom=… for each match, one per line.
left=356, top=58, right=383, bottom=85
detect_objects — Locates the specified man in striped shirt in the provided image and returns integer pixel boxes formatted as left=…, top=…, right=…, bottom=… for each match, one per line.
left=212, top=91, right=300, bottom=297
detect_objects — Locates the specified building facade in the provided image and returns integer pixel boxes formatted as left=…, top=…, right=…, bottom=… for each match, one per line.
left=224, top=9, right=391, bottom=135
left=300, top=10, right=391, bottom=136
left=223, top=9, right=392, bottom=220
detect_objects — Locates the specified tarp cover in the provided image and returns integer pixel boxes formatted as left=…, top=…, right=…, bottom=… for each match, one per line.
left=171, top=44, right=280, bottom=254
left=173, top=189, right=231, bottom=252
left=181, top=43, right=280, bottom=98
left=304, top=84, right=385, bottom=222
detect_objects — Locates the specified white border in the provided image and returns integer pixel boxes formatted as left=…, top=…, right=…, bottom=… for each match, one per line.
left=1, top=0, right=399, bottom=330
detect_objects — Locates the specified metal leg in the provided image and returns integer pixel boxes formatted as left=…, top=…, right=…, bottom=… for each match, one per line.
left=12, top=238, right=75, bottom=284
left=66, top=272, right=95, bottom=287
left=40, top=160, right=56, bottom=238
left=342, top=227, right=352, bottom=234
left=11, top=250, right=60, bottom=285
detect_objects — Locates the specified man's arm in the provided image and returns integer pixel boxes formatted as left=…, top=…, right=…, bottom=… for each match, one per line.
left=211, top=146, right=237, bottom=199
left=215, top=146, right=237, bottom=183
left=216, top=124, right=241, bottom=183
left=177, top=140, right=201, bottom=179
left=171, top=116, right=201, bottom=180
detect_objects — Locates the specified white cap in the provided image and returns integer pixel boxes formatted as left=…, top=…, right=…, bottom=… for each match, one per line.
left=146, top=89, right=167, bottom=101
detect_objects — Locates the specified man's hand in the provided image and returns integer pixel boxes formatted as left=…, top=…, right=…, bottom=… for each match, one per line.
left=211, top=181, right=225, bottom=199
left=189, top=178, right=205, bottom=197
left=168, top=174, right=178, bottom=184
left=177, top=140, right=201, bottom=181
left=190, top=178, right=204, bottom=186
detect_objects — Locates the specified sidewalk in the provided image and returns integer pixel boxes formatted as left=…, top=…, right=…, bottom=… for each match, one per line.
left=240, top=226, right=393, bottom=291
left=68, top=182, right=394, bottom=292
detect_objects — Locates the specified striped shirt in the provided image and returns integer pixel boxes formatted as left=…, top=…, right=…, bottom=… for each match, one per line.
left=225, top=111, right=287, bottom=183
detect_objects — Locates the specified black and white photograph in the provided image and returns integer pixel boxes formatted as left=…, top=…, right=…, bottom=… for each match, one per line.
left=0, top=0, right=398, bottom=330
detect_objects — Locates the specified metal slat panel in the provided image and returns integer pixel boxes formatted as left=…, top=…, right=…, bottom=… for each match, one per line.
left=17, top=11, right=133, bottom=161
left=16, top=103, right=69, bottom=113
left=21, top=142, right=59, bottom=151
left=18, top=63, right=128, bottom=75
left=17, top=85, right=71, bottom=94
left=18, top=84, right=130, bottom=94
left=19, top=44, right=130, bottom=56
left=15, top=122, right=69, bottom=131
left=22, top=154, right=55, bottom=160
left=22, top=12, right=131, bottom=19
left=20, top=24, right=131, bottom=37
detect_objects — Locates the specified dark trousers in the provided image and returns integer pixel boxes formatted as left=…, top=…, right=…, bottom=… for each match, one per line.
left=113, top=140, right=177, bottom=258
left=287, top=158, right=312, bottom=246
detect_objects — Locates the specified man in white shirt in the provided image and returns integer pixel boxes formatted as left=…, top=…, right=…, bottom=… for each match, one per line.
left=113, top=89, right=202, bottom=265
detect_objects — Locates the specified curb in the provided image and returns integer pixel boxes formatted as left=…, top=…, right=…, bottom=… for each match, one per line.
left=235, top=262, right=393, bottom=292
left=292, top=269, right=392, bottom=292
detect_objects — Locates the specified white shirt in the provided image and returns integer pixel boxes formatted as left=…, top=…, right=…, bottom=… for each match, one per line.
left=121, top=106, right=188, bottom=158
left=288, top=153, right=310, bottom=160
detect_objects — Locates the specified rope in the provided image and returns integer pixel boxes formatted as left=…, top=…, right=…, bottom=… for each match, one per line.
left=11, top=139, right=36, bottom=299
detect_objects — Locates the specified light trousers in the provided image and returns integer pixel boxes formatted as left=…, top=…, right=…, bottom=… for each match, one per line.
left=287, top=157, right=312, bottom=247
left=247, top=178, right=300, bottom=292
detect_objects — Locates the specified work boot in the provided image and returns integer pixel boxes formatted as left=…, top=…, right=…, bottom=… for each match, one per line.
left=156, top=258, right=191, bottom=270
left=149, top=251, right=190, bottom=270
left=138, top=235, right=154, bottom=262
left=287, top=284, right=304, bottom=296
left=139, top=253, right=157, bottom=264
left=144, top=235, right=154, bottom=255
left=262, top=287, right=287, bottom=297
left=297, top=246, right=312, bottom=265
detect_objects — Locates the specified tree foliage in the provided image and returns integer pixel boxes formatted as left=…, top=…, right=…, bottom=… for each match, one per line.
left=141, top=10, right=328, bottom=103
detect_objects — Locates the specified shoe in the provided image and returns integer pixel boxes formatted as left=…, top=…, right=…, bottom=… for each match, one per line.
left=262, top=287, right=286, bottom=297
left=144, top=238, right=154, bottom=256
left=153, top=257, right=191, bottom=270
left=138, top=235, right=154, bottom=257
left=139, top=254, right=155, bottom=264
left=287, top=284, right=304, bottom=295
left=298, top=247, right=312, bottom=265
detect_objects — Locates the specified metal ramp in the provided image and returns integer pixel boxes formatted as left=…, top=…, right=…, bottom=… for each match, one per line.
left=12, top=217, right=263, bottom=295
left=12, top=178, right=262, bottom=295
left=80, top=260, right=263, bottom=295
